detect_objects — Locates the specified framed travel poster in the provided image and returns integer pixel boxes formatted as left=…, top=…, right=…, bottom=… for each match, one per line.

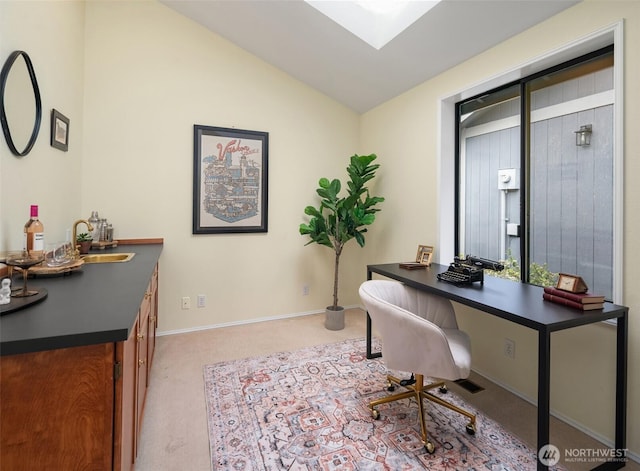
left=193, top=125, right=268, bottom=234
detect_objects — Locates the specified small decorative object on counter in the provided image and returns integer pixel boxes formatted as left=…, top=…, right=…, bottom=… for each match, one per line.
left=88, top=211, right=100, bottom=241
left=99, top=218, right=108, bottom=241
left=105, top=223, right=113, bottom=242
left=76, top=232, right=93, bottom=254
left=0, top=278, right=11, bottom=304
left=24, top=204, right=44, bottom=256
left=89, top=214, right=117, bottom=249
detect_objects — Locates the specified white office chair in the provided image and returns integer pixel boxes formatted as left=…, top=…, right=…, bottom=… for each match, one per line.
left=359, top=279, right=477, bottom=454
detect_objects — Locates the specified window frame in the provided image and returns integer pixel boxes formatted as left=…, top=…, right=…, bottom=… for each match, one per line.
left=438, top=22, right=624, bottom=304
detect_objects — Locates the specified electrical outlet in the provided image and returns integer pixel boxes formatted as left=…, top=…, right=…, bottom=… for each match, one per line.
left=504, top=338, right=515, bottom=359
left=302, top=284, right=310, bottom=296
left=197, top=294, right=206, bottom=308
left=181, top=296, right=191, bottom=310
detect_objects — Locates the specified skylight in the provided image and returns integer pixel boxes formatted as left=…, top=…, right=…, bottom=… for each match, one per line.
left=305, top=0, right=441, bottom=50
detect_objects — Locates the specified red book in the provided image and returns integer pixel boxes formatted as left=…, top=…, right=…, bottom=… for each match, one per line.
left=543, top=293, right=604, bottom=311
left=543, top=287, right=605, bottom=304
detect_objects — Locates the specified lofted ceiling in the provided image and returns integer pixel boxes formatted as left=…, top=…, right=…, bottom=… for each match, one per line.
left=161, top=0, right=580, bottom=113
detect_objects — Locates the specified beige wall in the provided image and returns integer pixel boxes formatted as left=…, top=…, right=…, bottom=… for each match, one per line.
left=1, top=0, right=364, bottom=333
left=0, top=1, right=85, bottom=247
left=360, top=0, right=640, bottom=456
left=81, top=1, right=365, bottom=331
left=1, top=0, right=638, bottom=460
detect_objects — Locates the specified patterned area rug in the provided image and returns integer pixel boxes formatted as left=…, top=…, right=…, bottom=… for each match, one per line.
left=204, top=338, right=556, bottom=470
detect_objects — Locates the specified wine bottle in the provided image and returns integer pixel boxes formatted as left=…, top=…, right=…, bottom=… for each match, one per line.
left=24, top=204, right=45, bottom=256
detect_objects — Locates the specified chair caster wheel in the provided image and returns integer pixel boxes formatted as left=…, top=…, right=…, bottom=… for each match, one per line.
left=439, top=385, right=448, bottom=394
left=424, top=441, right=435, bottom=454
left=371, top=409, right=380, bottom=420
left=386, top=382, right=395, bottom=392
left=466, top=423, right=476, bottom=435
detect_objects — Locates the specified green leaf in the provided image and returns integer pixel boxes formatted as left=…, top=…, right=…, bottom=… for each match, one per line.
left=304, top=206, right=322, bottom=217
left=361, top=214, right=375, bottom=225
left=300, top=153, right=384, bottom=307
left=299, top=223, right=311, bottom=235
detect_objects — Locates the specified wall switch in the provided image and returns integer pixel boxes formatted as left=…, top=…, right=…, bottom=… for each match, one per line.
left=181, top=297, right=191, bottom=310
left=504, top=338, right=516, bottom=359
left=197, top=294, right=206, bottom=308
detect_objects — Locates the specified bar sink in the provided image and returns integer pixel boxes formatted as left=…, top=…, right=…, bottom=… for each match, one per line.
left=81, top=253, right=135, bottom=263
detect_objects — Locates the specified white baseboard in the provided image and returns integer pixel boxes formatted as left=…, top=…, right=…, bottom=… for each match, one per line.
left=471, top=367, right=639, bottom=465
left=157, top=305, right=361, bottom=337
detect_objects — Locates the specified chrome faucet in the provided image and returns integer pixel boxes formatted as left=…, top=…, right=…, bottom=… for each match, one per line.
left=72, top=219, right=94, bottom=259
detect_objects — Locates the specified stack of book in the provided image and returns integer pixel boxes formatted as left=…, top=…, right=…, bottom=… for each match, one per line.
left=399, top=262, right=426, bottom=270
left=542, top=287, right=605, bottom=311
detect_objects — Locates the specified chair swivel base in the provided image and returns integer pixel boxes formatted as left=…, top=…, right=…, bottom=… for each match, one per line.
left=369, top=373, right=476, bottom=454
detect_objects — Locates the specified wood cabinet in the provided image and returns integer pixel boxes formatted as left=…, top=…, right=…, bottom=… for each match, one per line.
left=147, top=263, right=159, bottom=368
left=114, top=317, right=137, bottom=471
left=134, top=283, right=150, bottom=460
left=0, top=343, right=116, bottom=470
left=0, top=262, right=159, bottom=471
left=115, top=262, right=159, bottom=471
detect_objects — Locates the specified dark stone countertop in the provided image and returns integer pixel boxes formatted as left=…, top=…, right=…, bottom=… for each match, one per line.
left=0, top=242, right=163, bottom=356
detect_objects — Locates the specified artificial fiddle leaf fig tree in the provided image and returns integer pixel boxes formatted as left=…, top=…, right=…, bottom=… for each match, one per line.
left=300, top=154, right=384, bottom=324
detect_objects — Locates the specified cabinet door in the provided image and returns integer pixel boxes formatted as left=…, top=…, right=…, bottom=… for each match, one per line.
left=0, top=344, right=115, bottom=470
left=114, top=321, right=137, bottom=471
left=134, top=304, right=150, bottom=458
left=147, top=263, right=158, bottom=369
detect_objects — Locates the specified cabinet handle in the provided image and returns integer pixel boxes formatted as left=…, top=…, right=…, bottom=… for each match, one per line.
left=144, top=291, right=152, bottom=299
left=137, top=333, right=145, bottom=340
left=138, top=359, right=146, bottom=366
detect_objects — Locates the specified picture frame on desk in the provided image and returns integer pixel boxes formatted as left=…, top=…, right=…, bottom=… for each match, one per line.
left=416, top=245, right=433, bottom=266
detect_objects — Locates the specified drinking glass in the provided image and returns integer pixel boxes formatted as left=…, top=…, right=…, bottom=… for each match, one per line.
left=45, top=241, right=72, bottom=267
left=5, top=251, right=44, bottom=297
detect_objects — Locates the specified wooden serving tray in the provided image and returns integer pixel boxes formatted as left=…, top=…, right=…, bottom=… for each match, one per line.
left=14, top=259, right=85, bottom=278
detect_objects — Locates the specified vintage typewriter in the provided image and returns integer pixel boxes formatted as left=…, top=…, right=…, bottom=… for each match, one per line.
left=437, top=255, right=505, bottom=285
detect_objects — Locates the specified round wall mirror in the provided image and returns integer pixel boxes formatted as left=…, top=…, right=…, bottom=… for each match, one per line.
left=0, top=50, right=42, bottom=157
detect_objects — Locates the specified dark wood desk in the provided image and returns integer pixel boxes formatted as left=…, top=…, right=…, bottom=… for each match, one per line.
left=366, top=263, right=628, bottom=471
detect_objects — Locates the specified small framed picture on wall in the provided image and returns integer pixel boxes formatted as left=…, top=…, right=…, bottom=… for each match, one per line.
left=50, top=109, right=69, bottom=151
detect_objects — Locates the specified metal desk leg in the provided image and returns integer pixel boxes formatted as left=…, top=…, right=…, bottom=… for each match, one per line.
left=537, top=330, right=551, bottom=471
left=589, top=312, right=627, bottom=471
left=365, top=268, right=381, bottom=359
left=615, top=313, right=628, bottom=465
left=366, top=312, right=380, bottom=359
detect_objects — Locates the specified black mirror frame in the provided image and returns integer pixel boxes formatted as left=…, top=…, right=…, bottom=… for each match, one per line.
left=0, top=50, right=42, bottom=157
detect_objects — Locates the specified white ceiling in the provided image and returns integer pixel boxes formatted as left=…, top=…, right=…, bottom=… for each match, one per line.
left=161, top=0, right=580, bottom=113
